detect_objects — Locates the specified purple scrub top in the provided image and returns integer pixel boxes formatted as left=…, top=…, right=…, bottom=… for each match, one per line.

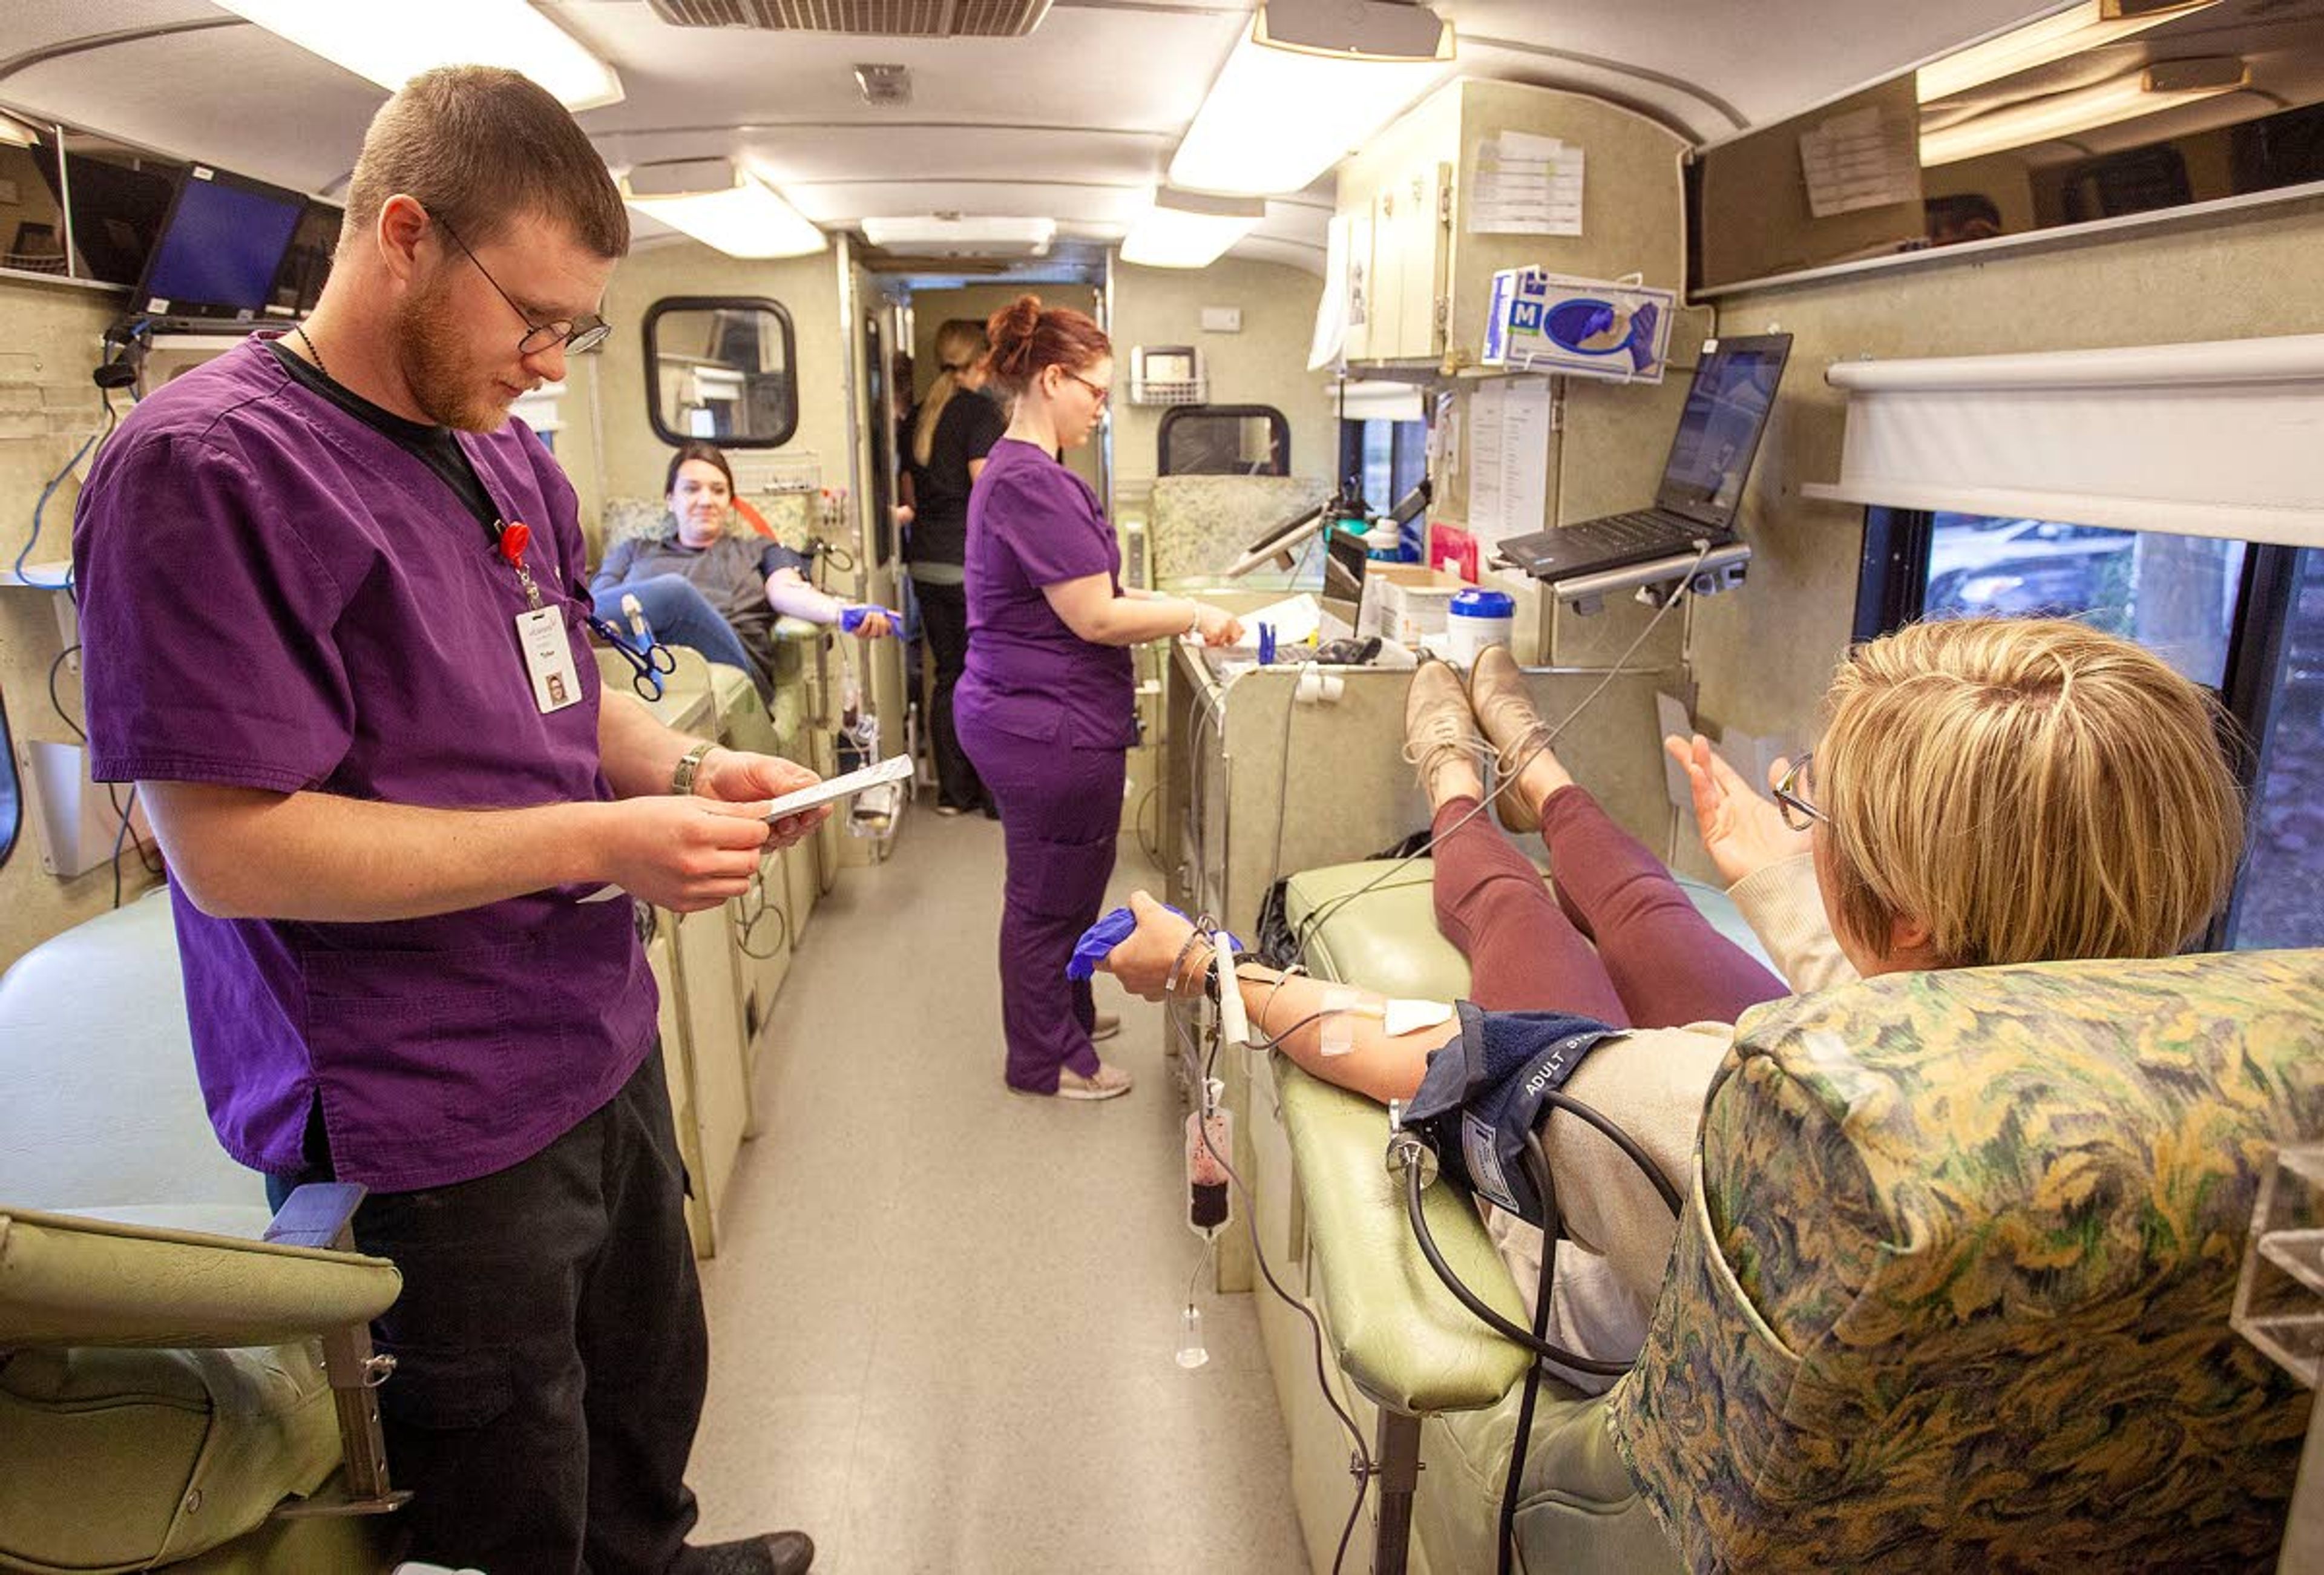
left=72, top=340, right=655, bottom=1193
left=957, top=438, right=1135, bottom=749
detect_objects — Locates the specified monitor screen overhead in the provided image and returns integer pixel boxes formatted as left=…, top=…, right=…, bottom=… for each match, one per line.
left=1656, top=340, right=1788, bottom=527
left=136, top=166, right=306, bottom=323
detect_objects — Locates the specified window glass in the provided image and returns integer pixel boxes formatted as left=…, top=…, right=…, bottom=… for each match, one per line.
left=643, top=297, right=797, bottom=449
left=2230, top=548, right=2324, bottom=951
left=1342, top=418, right=1427, bottom=513
left=1158, top=405, right=1289, bottom=476
left=1922, top=511, right=2247, bottom=688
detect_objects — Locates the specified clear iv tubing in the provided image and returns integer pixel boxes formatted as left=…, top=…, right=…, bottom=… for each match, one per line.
left=1288, top=542, right=1715, bottom=960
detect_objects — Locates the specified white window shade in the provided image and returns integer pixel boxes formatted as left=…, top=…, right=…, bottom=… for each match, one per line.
left=1334, top=381, right=1425, bottom=423
left=1802, top=335, right=2324, bottom=547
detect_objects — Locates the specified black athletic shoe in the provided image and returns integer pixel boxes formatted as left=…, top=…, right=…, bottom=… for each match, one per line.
left=680, top=1531, right=815, bottom=1575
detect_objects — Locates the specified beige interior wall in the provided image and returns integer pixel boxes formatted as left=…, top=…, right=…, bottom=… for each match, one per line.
left=1676, top=192, right=2324, bottom=875
left=1109, top=257, right=1333, bottom=494
left=0, top=275, right=163, bottom=970
left=589, top=238, right=848, bottom=554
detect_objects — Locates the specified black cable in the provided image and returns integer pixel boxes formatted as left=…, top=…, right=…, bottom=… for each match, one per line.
left=1499, top=1132, right=1560, bottom=1575
left=1193, top=1057, right=1374, bottom=1575
left=48, top=644, right=84, bottom=742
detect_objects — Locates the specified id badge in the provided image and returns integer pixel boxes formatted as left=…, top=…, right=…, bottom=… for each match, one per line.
left=517, top=607, right=582, bottom=713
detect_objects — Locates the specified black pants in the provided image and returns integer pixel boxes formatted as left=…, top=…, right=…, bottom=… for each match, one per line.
left=913, top=576, right=985, bottom=811
left=267, top=1048, right=707, bottom=1574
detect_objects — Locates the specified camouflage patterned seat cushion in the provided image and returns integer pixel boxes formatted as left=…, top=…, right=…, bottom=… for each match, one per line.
left=1607, top=949, right=2324, bottom=1571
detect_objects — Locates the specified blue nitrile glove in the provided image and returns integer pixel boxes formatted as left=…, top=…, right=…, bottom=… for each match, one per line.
left=839, top=603, right=902, bottom=635
left=1067, top=904, right=1241, bottom=981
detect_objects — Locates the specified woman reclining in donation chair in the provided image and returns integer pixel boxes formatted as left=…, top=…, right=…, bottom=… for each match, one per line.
left=1103, top=617, right=2244, bottom=1377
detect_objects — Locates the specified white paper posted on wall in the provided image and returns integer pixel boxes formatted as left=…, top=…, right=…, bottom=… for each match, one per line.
left=1465, top=376, right=1554, bottom=548
left=1797, top=106, right=1920, bottom=219
left=1471, top=131, right=1584, bottom=237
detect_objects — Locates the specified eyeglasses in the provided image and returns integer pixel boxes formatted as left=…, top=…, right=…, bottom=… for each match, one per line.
left=1062, top=369, right=1111, bottom=407
left=432, top=212, right=611, bottom=358
left=1774, top=752, right=1831, bottom=832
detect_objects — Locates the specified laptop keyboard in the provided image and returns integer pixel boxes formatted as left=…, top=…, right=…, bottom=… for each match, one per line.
left=1554, top=511, right=1709, bottom=559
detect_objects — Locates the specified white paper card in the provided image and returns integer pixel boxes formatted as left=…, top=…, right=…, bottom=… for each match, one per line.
left=1798, top=106, right=1920, bottom=219
left=1471, top=132, right=1585, bottom=236
left=516, top=607, right=582, bottom=714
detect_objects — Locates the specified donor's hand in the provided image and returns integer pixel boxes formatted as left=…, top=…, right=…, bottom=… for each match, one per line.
left=1100, top=889, right=1201, bottom=1001
left=1663, top=733, right=1812, bottom=889
left=697, top=748, right=830, bottom=849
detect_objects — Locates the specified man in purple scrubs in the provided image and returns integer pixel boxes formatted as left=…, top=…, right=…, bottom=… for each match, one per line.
left=73, top=68, right=818, bottom=1575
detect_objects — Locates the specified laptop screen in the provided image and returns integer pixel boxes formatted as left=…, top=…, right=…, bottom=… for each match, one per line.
left=1655, top=335, right=1791, bottom=527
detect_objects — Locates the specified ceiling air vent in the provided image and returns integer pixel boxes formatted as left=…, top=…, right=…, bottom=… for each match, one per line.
left=646, top=0, right=1052, bottom=36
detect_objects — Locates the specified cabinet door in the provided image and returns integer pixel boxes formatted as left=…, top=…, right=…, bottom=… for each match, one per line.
left=1340, top=208, right=1377, bottom=363
left=1382, top=161, right=1449, bottom=360
left=1370, top=183, right=1408, bottom=359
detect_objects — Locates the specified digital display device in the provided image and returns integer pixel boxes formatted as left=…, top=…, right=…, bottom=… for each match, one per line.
left=136, top=165, right=306, bottom=322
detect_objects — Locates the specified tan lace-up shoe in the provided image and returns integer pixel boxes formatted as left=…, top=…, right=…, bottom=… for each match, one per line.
left=1467, top=644, right=1554, bottom=834
left=1402, top=657, right=1491, bottom=806
left=1055, top=1061, right=1134, bottom=1100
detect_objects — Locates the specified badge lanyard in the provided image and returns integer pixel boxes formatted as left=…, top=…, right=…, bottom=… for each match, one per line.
left=491, top=516, right=582, bottom=715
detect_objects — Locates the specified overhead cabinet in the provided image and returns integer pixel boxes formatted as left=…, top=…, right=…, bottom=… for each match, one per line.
left=1336, top=79, right=1689, bottom=369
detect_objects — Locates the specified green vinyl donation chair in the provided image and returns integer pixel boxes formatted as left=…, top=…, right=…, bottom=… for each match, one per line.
left=1265, top=855, right=2324, bottom=1572
left=0, top=895, right=409, bottom=1573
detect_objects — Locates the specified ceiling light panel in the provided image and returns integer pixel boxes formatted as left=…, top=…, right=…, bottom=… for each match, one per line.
left=1919, top=57, right=2248, bottom=165
left=625, top=169, right=829, bottom=257
left=1169, top=19, right=1454, bottom=196
left=1915, top=0, right=2221, bottom=104
left=1118, top=188, right=1265, bottom=268
left=212, top=0, right=625, bottom=111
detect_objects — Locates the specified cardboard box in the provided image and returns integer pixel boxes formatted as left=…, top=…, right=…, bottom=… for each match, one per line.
left=1359, top=567, right=1471, bottom=645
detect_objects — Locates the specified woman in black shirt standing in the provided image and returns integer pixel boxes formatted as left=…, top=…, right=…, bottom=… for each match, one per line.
left=911, top=318, right=1009, bottom=815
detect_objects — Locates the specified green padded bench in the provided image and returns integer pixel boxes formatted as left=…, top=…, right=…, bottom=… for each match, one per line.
left=1269, top=858, right=1763, bottom=1574
left=1265, top=857, right=2323, bottom=1573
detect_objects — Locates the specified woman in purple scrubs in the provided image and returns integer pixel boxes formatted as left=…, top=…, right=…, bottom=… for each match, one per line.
left=957, top=296, right=1243, bottom=1099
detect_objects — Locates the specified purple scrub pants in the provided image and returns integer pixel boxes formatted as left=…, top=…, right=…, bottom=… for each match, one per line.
left=962, top=725, right=1124, bottom=1092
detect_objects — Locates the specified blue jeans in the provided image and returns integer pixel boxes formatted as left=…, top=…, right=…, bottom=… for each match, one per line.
left=592, top=574, right=757, bottom=685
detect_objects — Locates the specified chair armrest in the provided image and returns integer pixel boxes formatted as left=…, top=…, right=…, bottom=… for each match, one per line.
left=1276, top=1060, right=1532, bottom=1416
left=0, top=1200, right=399, bottom=1350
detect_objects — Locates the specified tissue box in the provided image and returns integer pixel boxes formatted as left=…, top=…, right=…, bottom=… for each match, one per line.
left=1359, top=567, right=1469, bottom=645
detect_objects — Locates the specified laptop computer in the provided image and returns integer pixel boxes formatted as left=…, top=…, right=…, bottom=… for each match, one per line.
left=1494, top=333, right=1792, bottom=584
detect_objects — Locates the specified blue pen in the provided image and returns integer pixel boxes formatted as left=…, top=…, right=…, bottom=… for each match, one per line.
left=1258, top=622, right=1276, bottom=665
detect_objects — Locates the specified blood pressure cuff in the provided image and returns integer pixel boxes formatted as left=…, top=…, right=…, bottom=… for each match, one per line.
left=1400, top=1002, right=1623, bottom=1228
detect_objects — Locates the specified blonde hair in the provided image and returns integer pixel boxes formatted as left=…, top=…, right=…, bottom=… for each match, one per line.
left=1816, top=617, right=2243, bottom=967
left=341, top=66, right=629, bottom=263
left=912, top=318, right=991, bottom=469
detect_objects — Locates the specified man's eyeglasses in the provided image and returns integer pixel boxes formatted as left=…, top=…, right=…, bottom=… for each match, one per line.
left=1774, top=752, right=1831, bottom=832
left=1062, top=369, right=1111, bottom=407
left=433, top=212, right=611, bottom=358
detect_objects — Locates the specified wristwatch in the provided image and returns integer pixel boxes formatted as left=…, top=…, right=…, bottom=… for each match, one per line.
left=670, top=740, right=717, bottom=796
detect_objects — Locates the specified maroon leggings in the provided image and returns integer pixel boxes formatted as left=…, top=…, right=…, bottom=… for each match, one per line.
left=1431, top=788, right=1788, bottom=1028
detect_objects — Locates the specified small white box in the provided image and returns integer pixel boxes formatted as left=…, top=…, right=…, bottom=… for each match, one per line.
left=1359, top=567, right=1468, bottom=645
left=1200, top=306, right=1242, bottom=333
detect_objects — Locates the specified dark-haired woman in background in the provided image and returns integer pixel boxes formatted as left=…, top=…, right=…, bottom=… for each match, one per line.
left=957, top=295, right=1244, bottom=1100
left=909, top=319, right=1008, bottom=816
left=592, top=439, right=891, bottom=701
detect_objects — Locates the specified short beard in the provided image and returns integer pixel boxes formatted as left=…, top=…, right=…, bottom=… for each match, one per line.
left=393, top=272, right=504, bottom=433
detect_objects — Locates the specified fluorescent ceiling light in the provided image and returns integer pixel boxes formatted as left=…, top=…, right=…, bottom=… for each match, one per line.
left=213, top=0, right=624, bottom=112
left=1253, top=0, right=1452, bottom=62
left=1168, top=16, right=1454, bottom=196
left=1920, top=58, right=2248, bottom=165
left=1119, top=188, right=1265, bottom=269
left=1917, top=0, right=2220, bottom=104
left=0, top=110, right=41, bottom=148
left=859, top=216, right=1057, bottom=256
left=624, top=168, right=827, bottom=258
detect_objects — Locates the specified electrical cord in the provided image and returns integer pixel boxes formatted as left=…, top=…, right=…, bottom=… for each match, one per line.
left=1288, top=542, right=1714, bottom=959
left=733, top=864, right=790, bottom=959
left=15, top=392, right=116, bottom=588
left=48, top=644, right=84, bottom=742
